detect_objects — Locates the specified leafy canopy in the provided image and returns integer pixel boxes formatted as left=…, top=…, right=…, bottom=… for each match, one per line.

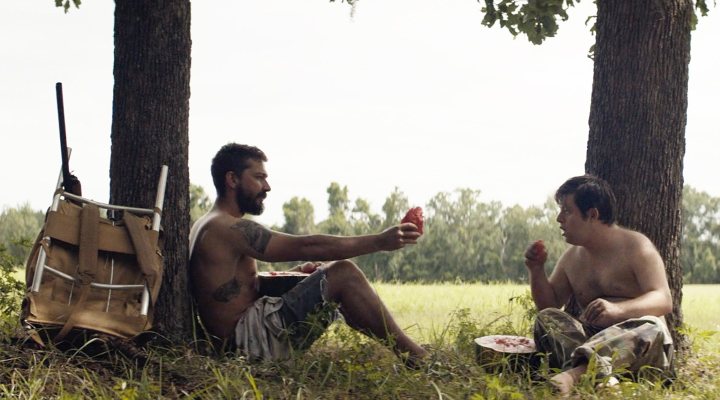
left=479, top=0, right=712, bottom=45
left=55, top=0, right=81, bottom=13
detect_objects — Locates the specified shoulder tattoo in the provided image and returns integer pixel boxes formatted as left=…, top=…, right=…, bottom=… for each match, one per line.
left=212, top=278, right=242, bottom=302
left=230, top=219, right=272, bottom=254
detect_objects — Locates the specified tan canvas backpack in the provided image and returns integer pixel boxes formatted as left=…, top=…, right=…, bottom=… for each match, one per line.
left=22, top=198, right=164, bottom=344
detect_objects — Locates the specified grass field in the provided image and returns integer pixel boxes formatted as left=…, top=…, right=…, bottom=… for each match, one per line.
left=0, top=283, right=718, bottom=399
left=376, top=282, right=540, bottom=342
left=376, top=283, right=720, bottom=345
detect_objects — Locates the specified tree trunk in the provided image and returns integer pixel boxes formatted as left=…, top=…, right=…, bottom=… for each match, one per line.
left=587, top=0, right=691, bottom=350
left=110, top=0, right=192, bottom=341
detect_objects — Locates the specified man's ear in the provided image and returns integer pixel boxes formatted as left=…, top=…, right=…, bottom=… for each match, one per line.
left=587, top=207, right=600, bottom=221
left=225, top=171, right=239, bottom=191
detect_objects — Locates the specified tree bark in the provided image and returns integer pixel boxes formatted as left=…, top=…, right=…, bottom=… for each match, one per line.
left=587, top=0, right=691, bottom=350
left=110, top=0, right=192, bottom=341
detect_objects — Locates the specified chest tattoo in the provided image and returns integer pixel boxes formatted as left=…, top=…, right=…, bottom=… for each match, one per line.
left=212, top=278, right=243, bottom=302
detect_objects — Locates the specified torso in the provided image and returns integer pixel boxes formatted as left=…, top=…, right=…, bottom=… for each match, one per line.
left=562, top=228, right=645, bottom=308
left=189, top=211, right=261, bottom=339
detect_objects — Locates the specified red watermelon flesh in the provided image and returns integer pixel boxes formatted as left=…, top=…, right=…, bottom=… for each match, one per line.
left=401, top=207, right=424, bottom=234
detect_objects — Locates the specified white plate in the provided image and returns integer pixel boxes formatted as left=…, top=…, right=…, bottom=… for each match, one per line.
left=474, top=335, right=536, bottom=354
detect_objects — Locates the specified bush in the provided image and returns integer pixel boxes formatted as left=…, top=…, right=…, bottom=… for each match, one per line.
left=0, top=243, right=25, bottom=338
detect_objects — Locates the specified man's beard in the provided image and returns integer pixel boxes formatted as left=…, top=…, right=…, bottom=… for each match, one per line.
left=236, top=187, right=266, bottom=215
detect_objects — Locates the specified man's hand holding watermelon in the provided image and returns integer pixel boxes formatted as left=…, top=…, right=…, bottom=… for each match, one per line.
left=401, top=207, right=424, bottom=234
left=524, top=240, right=547, bottom=272
left=378, top=207, right=426, bottom=250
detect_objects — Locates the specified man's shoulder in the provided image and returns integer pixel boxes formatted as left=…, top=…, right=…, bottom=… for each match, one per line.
left=189, top=211, right=240, bottom=253
left=191, top=213, right=277, bottom=253
left=613, top=226, right=656, bottom=249
left=614, top=225, right=646, bottom=237
left=610, top=226, right=663, bottom=266
left=564, top=244, right=586, bottom=256
left=556, top=245, right=583, bottom=269
left=192, top=210, right=242, bottom=232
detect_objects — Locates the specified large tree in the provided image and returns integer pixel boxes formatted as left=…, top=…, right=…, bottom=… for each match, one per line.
left=109, top=0, right=192, bottom=341
left=481, top=0, right=705, bottom=348
left=585, top=0, right=692, bottom=348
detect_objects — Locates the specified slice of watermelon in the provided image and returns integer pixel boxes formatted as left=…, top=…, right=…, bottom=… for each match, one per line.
left=475, top=335, right=536, bottom=353
left=474, top=335, right=539, bottom=372
left=401, top=207, right=424, bottom=234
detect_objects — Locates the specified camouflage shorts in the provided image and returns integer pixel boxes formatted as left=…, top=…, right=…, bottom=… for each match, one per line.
left=533, top=308, right=673, bottom=378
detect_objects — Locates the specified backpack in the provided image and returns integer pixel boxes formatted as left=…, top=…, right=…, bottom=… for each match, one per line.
left=22, top=198, right=164, bottom=344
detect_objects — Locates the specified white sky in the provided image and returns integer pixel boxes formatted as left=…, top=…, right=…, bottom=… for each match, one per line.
left=1, top=1, right=718, bottom=227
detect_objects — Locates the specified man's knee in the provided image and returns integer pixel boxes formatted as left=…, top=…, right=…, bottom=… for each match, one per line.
left=324, top=260, right=368, bottom=291
left=536, top=307, right=565, bottom=325
left=534, top=307, right=576, bottom=338
left=326, top=259, right=363, bottom=278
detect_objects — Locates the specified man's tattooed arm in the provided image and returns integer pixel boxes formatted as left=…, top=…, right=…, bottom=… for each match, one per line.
left=230, top=219, right=272, bottom=254
left=212, top=278, right=243, bottom=302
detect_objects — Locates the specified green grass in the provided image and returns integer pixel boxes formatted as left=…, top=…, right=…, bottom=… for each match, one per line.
left=1, top=283, right=718, bottom=399
left=680, top=285, right=720, bottom=332
left=376, top=283, right=720, bottom=345
left=375, top=282, right=538, bottom=342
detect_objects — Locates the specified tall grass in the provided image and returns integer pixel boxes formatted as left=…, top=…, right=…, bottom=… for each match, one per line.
left=0, top=284, right=717, bottom=399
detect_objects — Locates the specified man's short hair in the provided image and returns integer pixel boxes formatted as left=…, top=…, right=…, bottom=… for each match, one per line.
left=211, top=143, right=267, bottom=196
left=555, top=174, right=617, bottom=225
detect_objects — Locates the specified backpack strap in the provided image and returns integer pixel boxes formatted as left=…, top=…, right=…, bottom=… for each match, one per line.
left=55, top=203, right=100, bottom=342
left=123, top=212, right=162, bottom=301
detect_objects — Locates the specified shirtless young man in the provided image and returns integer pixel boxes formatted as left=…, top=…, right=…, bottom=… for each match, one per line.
left=189, top=143, right=427, bottom=363
left=524, top=175, right=673, bottom=395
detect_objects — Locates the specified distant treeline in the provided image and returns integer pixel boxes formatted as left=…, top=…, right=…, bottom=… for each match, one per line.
left=265, top=183, right=720, bottom=284
left=2, top=185, right=718, bottom=283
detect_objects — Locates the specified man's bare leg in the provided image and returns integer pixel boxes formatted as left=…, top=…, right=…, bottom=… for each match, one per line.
left=324, top=260, right=427, bottom=360
left=550, top=363, right=587, bottom=396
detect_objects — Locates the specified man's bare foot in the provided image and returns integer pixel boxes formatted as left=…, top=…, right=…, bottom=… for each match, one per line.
left=402, top=344, right=430, bottom=369
left=596, top=376, right=620, bottom=390
left=549, top=364, right=587, bottom=397
left=550, top=372, right=575, bottom=396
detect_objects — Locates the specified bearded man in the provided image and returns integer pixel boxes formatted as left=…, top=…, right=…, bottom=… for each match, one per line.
left=189, top=143, right=427, bottom=364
